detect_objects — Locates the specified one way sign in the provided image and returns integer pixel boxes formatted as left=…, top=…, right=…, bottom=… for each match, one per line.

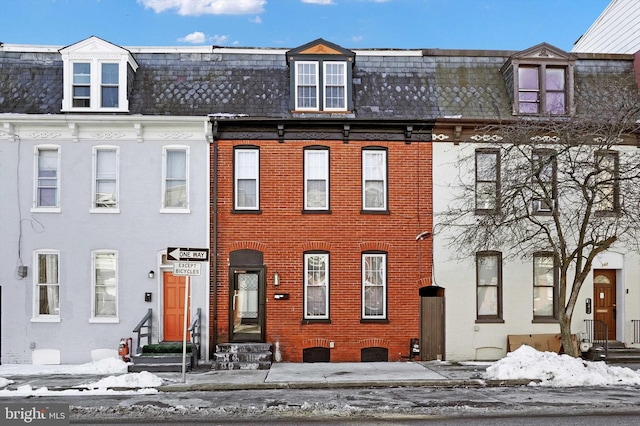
left=167, top=247, right=209, bottom=262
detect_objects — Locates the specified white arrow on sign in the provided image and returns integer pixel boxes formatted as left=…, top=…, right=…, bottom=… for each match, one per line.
left=167, top=247, right=209, bottom=261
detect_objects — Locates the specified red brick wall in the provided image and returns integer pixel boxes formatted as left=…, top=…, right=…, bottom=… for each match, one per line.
left=211, top=138, right=433, bottom=362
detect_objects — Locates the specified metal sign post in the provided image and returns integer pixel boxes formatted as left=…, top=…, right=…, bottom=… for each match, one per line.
left=181, top=275, right=189, bottom=383
left=168, top=247, right=208, bottom=383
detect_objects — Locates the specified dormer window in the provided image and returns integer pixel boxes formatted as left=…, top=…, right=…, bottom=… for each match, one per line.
left=60, top=36, right=138, bottom=112
left=287, top=39, right=354, bottom=113
left=502, top=43, right=575, bottom=117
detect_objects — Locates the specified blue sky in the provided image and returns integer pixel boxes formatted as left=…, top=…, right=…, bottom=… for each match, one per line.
left=1, top=0, right=610, bottom=50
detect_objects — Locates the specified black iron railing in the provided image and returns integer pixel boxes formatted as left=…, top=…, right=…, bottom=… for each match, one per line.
left=188, top=307, right=201, bottom=362
left=133, top=308, right=153, bottom=354
left=584, top=319, right=608, bottom=357
left=632, top=320, right=640, bottom=344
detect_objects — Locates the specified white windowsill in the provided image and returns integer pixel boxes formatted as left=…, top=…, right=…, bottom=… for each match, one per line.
left=89, top=317, right=120, bottom=324
left=31, top=316, right=61, bottom=323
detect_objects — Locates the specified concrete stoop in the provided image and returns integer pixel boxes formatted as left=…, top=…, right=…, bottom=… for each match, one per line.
left=214, top=343, right=272, bottom=370
left=129, top=353, right=195, bottom=373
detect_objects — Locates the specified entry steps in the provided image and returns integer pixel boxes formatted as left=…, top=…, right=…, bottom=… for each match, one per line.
left=213, top=343, right=272, bottom=370
left=128, top=342, right=197, bottom=373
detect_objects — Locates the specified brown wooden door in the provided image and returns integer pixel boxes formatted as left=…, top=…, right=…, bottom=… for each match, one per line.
left=593, top=269, right=616, bottom=340
left=163, top=271, right=190, bottom=342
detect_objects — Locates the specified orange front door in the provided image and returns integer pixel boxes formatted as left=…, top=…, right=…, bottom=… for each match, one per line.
left=593, top=269, right=616, bottom=341
left=163, top=271, right=190, bottom=342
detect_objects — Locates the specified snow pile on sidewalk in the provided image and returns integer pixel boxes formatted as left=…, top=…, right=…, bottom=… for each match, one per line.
left=484, top=344, right=640, bottom=386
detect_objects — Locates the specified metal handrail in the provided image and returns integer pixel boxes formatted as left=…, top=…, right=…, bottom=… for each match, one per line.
left=133, top=308, right=153, bottom=354
left=188, top=308, right=201, bottom=361
left=584, top=319, right=608, bottom=357
left=632, top=320, right=640, bottom=344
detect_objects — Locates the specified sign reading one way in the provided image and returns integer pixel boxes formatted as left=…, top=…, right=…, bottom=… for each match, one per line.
left=167, top=247, right=209, bottom=262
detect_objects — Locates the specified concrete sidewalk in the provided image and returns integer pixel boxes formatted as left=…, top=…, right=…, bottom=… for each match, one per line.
left=1, top=361, right=536, bottom=392
left=156, top=361, right=530, bottom=391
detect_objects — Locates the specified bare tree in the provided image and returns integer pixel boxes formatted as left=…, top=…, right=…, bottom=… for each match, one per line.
left=440, top=74, right=640, bottom=356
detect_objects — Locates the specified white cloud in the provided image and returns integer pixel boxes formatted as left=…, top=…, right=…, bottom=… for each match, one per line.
left=178, top=31, right=207, bottom=43
left=250, top=15, right=262, bottom=24
left=301, top=0, right=335, bottom=4
left=138, top=0, right=266, bottom=16
left=177, top=31, right=230, bottom=45
left=211, top=34, right=230, bottom=45
left=351, top=35, right=363, bottom=42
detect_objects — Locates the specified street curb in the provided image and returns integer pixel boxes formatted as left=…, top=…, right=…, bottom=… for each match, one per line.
left=156, top=379, right=536, bottom=392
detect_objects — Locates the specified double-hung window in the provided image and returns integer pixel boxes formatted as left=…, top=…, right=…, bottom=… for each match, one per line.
left=476, top=251, right=502, bottom=321
left=92, top=250, right=118, bottom=320
left=532, top=150, right=557, bottom=213
left=34, top=250, right=60, bottom=320
left=475, top=149, right=500, bottom=214
left=304, top=253, right=329, bottom=320
left=294, top=61, right=347, bottom=111
left=234, top=147, right=259, bottom=211
left=518, top=65, right=567, bottom=115
left=101, top=63, right=119, bottom=108
left=594, top=151, right=619, bottom=214
left=304, top=148, right=329, bottom=210
left=362, top=253, right=387, bottom=319
left=72, top=62, right=91, bottom=107
left=34, top=146, right=60, bottom=211
left=162, top=147, right=189, bottom=211
left=533, top=252, right=557, bottom=320
left=92, top=146, right=119, bottom=211
left=362, top=149, right=387, bottom=211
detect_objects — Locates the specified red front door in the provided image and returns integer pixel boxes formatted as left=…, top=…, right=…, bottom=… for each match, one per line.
left=163, top=271, right=190, bottom=341
left=593, top=269, right=616, bottom=341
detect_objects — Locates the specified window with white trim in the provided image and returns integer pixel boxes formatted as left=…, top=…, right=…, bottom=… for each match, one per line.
left=476, top=251, right=502, bottom=321
left=34, top=146, right=60, bottom=211
left=304, top=253, right=329, bottom=320
left=234, top=147, right=259, bottom=210
left=532, top=149, right=557, bottom=214
left=60, top=36, right=138, bottom=112
left=304, top=148, right=329, bottom=210
left=294, top=61, right=347, bottom=111
left=92, top=146, right=119, bottom=211
left=362, top=253, right=387, bottom=319
left=162, top=147, right=189, bottom=211
left=362, top=149, right=387, bottom=211
left=594, top=150, right=619, bottom=213
left=475, top=149, right=500, bottom=214
left=92, top=250, right=118, bottom=319
left=533, top=252, right=557, bottom=320
left=34, top=250, right=60, bottom=320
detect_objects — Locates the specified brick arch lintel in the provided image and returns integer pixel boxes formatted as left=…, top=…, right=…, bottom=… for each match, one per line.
left=302, top=338, right=331, bottom=349
left=302, top=241, right=332, bottom=252
left=359, top=241, right=391, bottom=252
left=228, top=241, right=267, bottom=253
left=357, top=338, right=390, bottom=349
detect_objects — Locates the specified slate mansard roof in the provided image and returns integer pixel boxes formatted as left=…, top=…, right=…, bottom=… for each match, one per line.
left=0, top=38, right=637, bottom=120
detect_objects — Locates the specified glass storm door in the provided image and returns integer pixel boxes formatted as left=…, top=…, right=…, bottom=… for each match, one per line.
left=230, top=270, right=264, bottom=342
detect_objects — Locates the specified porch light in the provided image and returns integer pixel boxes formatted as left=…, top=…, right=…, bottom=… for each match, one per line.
left=273, top=271, right=280, bottom=287
left=148, top=270, right=155, bottom=279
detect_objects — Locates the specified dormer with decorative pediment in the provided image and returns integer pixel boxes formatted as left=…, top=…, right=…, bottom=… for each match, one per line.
left=501, top=43, right=576, bottom=116
left=286, top=38, right=355, bottom=113
left=59, top=36, right=138, bottom=113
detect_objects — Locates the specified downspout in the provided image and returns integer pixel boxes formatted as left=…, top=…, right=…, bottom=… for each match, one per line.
left=211, top=120, right=219, bottom=359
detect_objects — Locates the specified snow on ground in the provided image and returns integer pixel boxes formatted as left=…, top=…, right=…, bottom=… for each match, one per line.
left=484, top=344, right=640, bottom=386
left=0, top=357, right=163, bottom=396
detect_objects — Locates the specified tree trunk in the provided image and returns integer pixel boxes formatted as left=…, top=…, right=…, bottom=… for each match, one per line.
left=559, top=311, right=578, bottom=357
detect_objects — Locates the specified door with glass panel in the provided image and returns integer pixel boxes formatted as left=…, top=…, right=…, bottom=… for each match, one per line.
left=230, top=269, right=265, bottom=342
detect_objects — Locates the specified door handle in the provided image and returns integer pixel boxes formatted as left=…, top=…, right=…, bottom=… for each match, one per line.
left=233, top=290, right=238, bottom=310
